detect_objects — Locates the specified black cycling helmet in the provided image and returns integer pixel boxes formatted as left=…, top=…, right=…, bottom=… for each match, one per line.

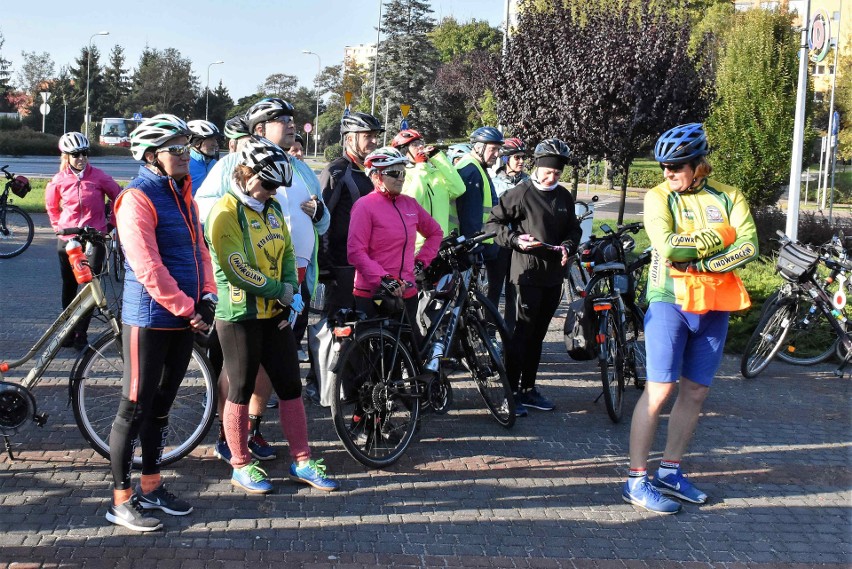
left=245, top=97, right=295, bottom=132
left=469, top=126, right=504, bottom=145
left=224, top=115, right=251, bottom=140
left=294, top=133, right=304, bottom=145
left=654, top=123, right=708, bottom=164
left=340, top=112, right=384, bottom=135
left=533, top=138, right=571, bottom=169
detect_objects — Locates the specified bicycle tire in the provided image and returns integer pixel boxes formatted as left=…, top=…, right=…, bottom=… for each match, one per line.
left=774, top=293, right=841, bottom=366
left=740, top=299, right=797, bottom=378
left=599, top=309, right=625, bottom=423
left=0, top=205, right=34, bottom=259
left=71, top=331, right=216, bottom=467
left=111, top=234, right=125, bottom=283
left=470, top=291, right=510, bottom=364
left=331, top=328, right=421, bottom=469
left=623, top=306, right=646, bottom=389
left=461, top=310, right=515, bottom=428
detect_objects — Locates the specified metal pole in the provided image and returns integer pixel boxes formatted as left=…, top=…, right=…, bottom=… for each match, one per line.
left=370, top=0, right=382, bottom=115
left=383, top=97, right=389, bottom=146
left=785, top=0, right=810, bottom=240
left=585, top=156, right=591, bottom=195
left=302, top=51, right=322, bottom=158
left=205, top=61, right=224, bottom=121
left=825, top=6, right=842, bottom=223
left=84, top=31, right=109, bottom=139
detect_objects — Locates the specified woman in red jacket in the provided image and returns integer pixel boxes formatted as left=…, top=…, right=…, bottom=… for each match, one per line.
left=45, top=131, right=122, bottom=349
left=347, top=146, right=442, bottom=348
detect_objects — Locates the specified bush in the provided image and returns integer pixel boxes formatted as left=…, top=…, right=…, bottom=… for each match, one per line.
left=324, top=143, right=342, bottom=162
left=0, top=129, right=129, bottom=157
left=0, top=117, right=23, bottom=131
left=750, top=206, right=852, bottom=256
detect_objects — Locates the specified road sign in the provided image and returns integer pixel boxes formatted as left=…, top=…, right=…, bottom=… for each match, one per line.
left=39, top=103, right=51, bottom=115
left=809, top=9, right=831, bottom=62
left=133, top=112, right=143, bottom=121
left=304, top=123, right=313, bottom=133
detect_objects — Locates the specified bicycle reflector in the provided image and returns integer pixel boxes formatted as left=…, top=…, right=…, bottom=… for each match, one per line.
left=333, top=326, right=353, bottom=338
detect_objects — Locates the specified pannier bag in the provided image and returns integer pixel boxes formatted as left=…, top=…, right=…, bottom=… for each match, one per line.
left=564, top=296, right=598, bottom=361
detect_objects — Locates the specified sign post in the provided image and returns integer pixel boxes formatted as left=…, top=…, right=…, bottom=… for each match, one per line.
left=785, top=0, right=812, bottom=240
left=39, top=91, right=51, bottom=133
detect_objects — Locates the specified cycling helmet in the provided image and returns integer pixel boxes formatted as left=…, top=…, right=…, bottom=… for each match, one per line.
left=499, top=137, right=526, bottom=157
left=239, top=136, right=293, bottom=187
left=129, top=114, right=191, bottom=161
left=391, top=129, right=423, bottom=149
left=533, top=138, right=571, bottom=168
left=224, top=115, right=251, bottom=140
left=187, top=119, right=221, bottom=142
left=245, top=97, right=295, bottom=132
left=446, top=143, right=472, bottom=163
left=340, top=112, right=384, bottom=135
left=294, top=133, right=304, bottom=145
left=58, top=132, right=90, bottom=154
left=364, top=146, right=409, bottom=175
left=469, top=126, right=504, bottom=145
left=654, top=123, right=708, bottom=164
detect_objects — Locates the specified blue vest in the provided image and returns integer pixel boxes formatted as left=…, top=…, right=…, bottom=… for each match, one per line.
left=121, top=166, right=205, bottom=328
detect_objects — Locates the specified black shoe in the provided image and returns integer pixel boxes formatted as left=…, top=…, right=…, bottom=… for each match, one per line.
left=105, top=495, right=163, bottom=532
left=135, top=483, right=193, bottom=516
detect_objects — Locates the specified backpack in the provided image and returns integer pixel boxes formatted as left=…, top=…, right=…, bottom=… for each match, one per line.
left=564, top=296, right=598, bottom=361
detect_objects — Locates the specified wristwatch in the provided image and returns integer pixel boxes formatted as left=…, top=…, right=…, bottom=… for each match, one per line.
left=202, top=293, right=219, bottom=305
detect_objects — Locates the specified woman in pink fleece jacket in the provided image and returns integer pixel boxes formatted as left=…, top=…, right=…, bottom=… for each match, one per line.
left=45, top=132, right=122, bottom=349
left=347, top=146, right=442, bottom=348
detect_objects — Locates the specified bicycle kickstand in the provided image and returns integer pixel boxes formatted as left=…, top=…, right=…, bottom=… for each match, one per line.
left=3, top=435, right=15, bottom=461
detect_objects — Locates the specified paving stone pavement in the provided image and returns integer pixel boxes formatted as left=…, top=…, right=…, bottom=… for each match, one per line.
left=0, top=215, right=850, bottom=568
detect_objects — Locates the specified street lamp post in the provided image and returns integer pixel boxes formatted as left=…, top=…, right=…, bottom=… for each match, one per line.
left=84, top=31, right=109, bottom=139
left=205, top=60, right=225, bottom=121
left=370, top=0, right=382, bottom=115
left=302, top=50, right=321, bottom=158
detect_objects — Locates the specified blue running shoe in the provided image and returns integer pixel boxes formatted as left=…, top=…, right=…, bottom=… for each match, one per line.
left=289, top=459, right=339, bottom=492
left=248, top=433, right=277, bottom=461
left=516, top=387, right=554, bottom=411
left=622, top=476, right=681, bottom=514
left=213, top=438, right=232, bottom=463
left=231, top=460, right=273, bottom=494
left=652, top=468, right=708, bottom=504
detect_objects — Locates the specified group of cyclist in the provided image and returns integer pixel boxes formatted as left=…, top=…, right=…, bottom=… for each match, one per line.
left=44, top=89, right=757, bottom=528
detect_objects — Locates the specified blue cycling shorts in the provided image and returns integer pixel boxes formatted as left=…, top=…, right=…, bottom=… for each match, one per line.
left=644, top=302, right=730, bottom=386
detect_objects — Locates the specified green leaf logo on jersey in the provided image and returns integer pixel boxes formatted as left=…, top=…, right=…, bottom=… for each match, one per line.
left=250, top=220, right=261, bottom=230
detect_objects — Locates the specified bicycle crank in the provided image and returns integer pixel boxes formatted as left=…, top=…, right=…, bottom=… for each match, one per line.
left=0, top=382, right=40, bottom=435
left=426, top=373, right=453, bottom=414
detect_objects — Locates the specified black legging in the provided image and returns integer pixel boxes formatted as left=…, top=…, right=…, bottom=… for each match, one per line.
left=506, top=283, right=563, bottom=392
left=215, top=314, right=302, bottom=405
left=109, top=325, right=195, bottom=490
left=57, top=238, right=105, bottom=335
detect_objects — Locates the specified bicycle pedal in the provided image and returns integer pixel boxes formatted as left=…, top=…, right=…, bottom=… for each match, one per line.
left=33, top=413, right=48, bottom=427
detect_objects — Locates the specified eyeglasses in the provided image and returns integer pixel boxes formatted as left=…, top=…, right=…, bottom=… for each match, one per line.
left=659, top=162, right=687, bottom=172
left=382, top=169, right=406, bottom=179
left=156, top=144, right=190, bottom=157
left=274, top=115, right=294, bottom=124
left=260, top=179, right=281, bottom=191
left=68, top=150, right=89, bottom=158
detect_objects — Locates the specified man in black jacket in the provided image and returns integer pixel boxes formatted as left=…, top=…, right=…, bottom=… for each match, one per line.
left=486, top=138, right=581, bottom=416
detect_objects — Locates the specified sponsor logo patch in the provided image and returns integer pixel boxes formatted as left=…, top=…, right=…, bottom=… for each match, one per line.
left=705, top=205, right=724, bottom=223
left=250, top=220, right=261, bottom=230
left=267, top=214, right=280, bottom=229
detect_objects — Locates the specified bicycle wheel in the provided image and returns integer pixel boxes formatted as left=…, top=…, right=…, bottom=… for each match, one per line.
left=470, top=291, right=510, bottom=364
left=111, top=233, right=125, bottom=282
left=331, top=328, right=421, bottom=469
left=740, top=299, right=797, bottom=378
left=775, top=293, right=841, bottom=366
left=623, top=306, right=646, bottom=389
left=0, top=205, right=34, bottom=259
left=71, top=331, right=216, bottom=467
left=599, top=309, right=625, bottom=423
left=460, top=311, right=515, bottom=428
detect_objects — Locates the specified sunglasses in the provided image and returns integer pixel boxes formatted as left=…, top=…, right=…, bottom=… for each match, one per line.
left=157, top=144, right=190, bottom=157
left=382, top=169, right=406, bottom=179
left=659, top=162, right=687, bottom=172
left=260, top=179, right=281, bottom=191
left=68, top=150, right=89, bottom=158
left=274, top=115, right=294, bottom=124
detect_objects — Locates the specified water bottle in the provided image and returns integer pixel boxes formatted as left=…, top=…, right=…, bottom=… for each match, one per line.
left=424, top=341, right=445, bottom=372
left=66, top=239, right=93, bottom=284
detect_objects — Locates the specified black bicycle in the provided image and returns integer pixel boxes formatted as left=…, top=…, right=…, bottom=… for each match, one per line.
left=0, top=165, right=35, bottom=259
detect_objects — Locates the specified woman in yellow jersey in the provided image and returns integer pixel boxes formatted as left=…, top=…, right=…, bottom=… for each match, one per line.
left=206, top=136, right=338, bottom=495
left=622, top=123, right=757, bottom=514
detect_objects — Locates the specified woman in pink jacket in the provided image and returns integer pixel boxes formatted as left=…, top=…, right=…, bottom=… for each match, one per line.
left=348, top=146, right=442, bottom=348
left=45, top=132, right=122, bottom=349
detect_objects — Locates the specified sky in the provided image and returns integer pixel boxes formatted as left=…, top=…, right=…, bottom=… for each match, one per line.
left=2, top=0, right=505, bottom=111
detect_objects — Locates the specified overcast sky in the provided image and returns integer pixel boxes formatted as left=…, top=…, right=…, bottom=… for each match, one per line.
left=2, top=0, right=505, bottom=105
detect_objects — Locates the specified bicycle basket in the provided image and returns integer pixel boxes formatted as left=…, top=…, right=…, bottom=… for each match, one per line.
left=776, top=241, right=819, bottom=282
left=10, top=175, right=31, bottom=198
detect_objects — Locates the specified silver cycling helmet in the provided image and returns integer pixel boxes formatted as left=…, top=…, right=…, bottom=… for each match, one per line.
left=129, top=114, right=191, bottom=161
left=58, top=132, right=90, bottom=154
left=239, top=136, right=293, bottom=187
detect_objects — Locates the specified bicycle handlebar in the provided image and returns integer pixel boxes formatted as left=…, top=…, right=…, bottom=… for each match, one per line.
left=57, top=226, right=112, bottom=244
left=0, top=165, right=12, bottom=180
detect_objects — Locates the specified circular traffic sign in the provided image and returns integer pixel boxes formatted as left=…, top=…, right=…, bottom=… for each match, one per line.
left=304, top=123, right=313, bottom=133
left=809, top=9, right=831, bottom=62
left=39, top=103, right=51, bottom=115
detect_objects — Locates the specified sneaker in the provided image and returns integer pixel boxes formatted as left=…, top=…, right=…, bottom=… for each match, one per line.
left=266, top=396, right=278, bottom=409
left=516, top=387, right=554, bottom=411
left=213, top=438, right=232, bottom=463
left=652, top=468, right=708, bottom=504
left=297, top=349, right=310, bottom=363
left=289, top=459, right=339, bottom=492
left=512, top=396, right=528, bottom=418
left=248, top=433, right=277, bottom=461
left=105, top=495, right=163, bottom=532
left=135, top=483, right=193, bottom=516
left=231, top=460, right=273, bottom=494
left=622, top=476, right=681, bottom=514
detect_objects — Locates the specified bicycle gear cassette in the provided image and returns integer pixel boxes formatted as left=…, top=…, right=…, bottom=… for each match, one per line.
left=0, top=382, right=36, bottom=434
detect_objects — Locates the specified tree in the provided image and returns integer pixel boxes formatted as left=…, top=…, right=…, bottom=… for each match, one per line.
left=429, top=17, right=501, bottom=63
left=436, top=49, right=498, bottom=125
left=705, top=6, right=800, bottom=207
left=101, top=45, right=130, bottom=119
left=194, top=80, right=234, bottom=127
left=67, top=45, right=103, bottom=131
left=0, top=29, right=13, bottom=112
left=497, top=0, right=709, bottom=222
left=374, top=0, right=446, bottom=137
left=258, top=73, right=299, bottom=99
left=834, top=40, right=852, bottom=162
left=125, top=47, right=199, bottom=118
left=16, top=51, right=54, bottom=97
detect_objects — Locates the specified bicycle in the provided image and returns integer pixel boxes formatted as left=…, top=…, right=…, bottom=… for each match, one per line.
left=578, top=222, right=648, bottom=422
left=330, top=231, right=514, bottom=469
left=0, top=165, right=35, bottom=259
left=563, top=197, right=598, bottom=304
left=740, top=230, right=852, bottom=378
left=0, top=226, right=216, bottom=465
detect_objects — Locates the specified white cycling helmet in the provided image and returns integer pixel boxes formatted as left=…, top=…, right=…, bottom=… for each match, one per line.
left=58, top=132, right=90, bottom=154
left=187, top=119, right=221, bottom=142
left=239, top=136, right=292, bottom=187
left=129, top=114, right=191, bottom=161
left=364, top=146, right=410, bottom=176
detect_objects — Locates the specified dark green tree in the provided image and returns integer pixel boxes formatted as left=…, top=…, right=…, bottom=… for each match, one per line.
left=100, top=45, right=130, bottom=119
left=258, top=73, right=299, bottom=99
left=125, top=47, right=199, bottom=118
left=193, top=80, right=234, bottom=127
left=429, top=17, right=502, bottom=62
left=705, top=6, right=800, bottom=207
left=0, top=29, right=14, bottom=112
left=66, top=45, right=104, bottom=132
